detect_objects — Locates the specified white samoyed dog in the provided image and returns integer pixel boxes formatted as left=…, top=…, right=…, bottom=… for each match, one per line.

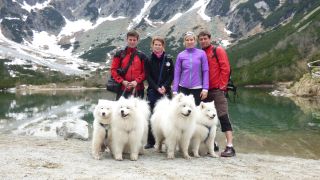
left=92, top=99, right=114, bottom=160
left=190, top=101, right=219, bottom=158
left=111, top=97, right=149, bottom=161
left=151, top=93, right=196, bottom=159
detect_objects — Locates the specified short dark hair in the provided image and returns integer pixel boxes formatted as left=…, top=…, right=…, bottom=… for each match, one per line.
left=127, top=30, right=139, bottom=40
left=198, top=30, right=211, bottom=39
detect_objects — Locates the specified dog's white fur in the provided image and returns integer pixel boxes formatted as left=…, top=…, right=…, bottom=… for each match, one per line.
left=190, top=101, right=219, bottom=158
left=151, top=93, right=196, bottom=159
left=91, top=99, right=113, bottom=160
left=111, top=97, right=149, bottom=161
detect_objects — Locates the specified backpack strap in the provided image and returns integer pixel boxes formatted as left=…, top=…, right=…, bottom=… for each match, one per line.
left=212, top=46, right=237, bottom=101
left=114, top=48, right=127, bottom=66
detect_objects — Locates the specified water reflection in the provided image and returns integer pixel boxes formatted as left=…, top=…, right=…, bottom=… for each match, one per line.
left=0, top=88, right=319, bottom=159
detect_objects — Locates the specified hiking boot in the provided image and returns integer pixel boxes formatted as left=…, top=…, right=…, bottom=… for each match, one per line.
left=144, top=144, right=154, bottom=149
left=214, top=142, right=219, bottom=152
left=221, top=146, right=236, bottom=157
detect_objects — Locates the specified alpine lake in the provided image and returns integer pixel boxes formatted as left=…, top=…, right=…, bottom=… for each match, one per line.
left=0, top=88, right=319, bottom=159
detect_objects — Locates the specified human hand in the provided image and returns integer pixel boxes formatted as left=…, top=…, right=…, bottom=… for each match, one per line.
left=200, top=90, right=208, bottom=100
left=129, top=81, right=138, bottom=88
left=160, top=86, right=166, bottom=94
left=122, top=80, right=129, bottom=87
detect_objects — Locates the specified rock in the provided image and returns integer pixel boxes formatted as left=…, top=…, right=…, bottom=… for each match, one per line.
left=290, top=73, right=320, bottom=97
left=56, top=119, right=89, bottom=140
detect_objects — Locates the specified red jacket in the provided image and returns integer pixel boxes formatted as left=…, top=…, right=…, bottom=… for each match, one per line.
left=111, top=47, right=145, bottom=91
left=203, top=45, right=230, bottom=91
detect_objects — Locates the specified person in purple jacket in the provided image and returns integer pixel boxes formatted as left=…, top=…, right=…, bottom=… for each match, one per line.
left=173, top=31, right=209, bottom=105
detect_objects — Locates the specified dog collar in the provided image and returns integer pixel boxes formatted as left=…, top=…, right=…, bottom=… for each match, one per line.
left=201, top=124, right=211, bottom=143
left=99, top=123, right=110, bottom=130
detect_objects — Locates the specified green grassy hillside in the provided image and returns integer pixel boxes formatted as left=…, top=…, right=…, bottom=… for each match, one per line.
left=228, top=2, right=320, bottom=85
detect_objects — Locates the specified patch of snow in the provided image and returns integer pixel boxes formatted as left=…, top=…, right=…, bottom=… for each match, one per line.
left=0, top=28, right=92, bottom=75
left=20, top=0, right=52, bottom=13
left=31, top=31, right=73, bottom=58
left=187, top=0, right=211, bottom=21
left=166, top=13, right=183, bottom=24
left=144, top=16, right=156, bottom=27
left=59, top=15, right=125, bottom=37
left=254, top=1, right=269, bottom=10
left=127, top=0, right=152, bottom=30
left=22, top=15, right=28, bottom=21
left=230, top=0, right=249, bottom=12
left=4, top=17, right=21, bottom=20
left=5, top=58, right=28, bottom=65
left=221, top=40, right=231, bottom=47
left=224, top=28, right=233, bottom=35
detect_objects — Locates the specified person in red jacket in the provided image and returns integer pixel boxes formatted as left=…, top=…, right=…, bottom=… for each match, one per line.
left=110, top=30, right=147, bottom=100
left=198, top=30, right=236, bottom=157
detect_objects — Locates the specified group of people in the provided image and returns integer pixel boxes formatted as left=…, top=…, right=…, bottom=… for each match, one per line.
left=110, top=30, right=236, bottom=157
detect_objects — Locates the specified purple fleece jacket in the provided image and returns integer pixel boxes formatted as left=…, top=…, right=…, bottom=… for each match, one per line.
left=173, top=48, right=209, bottom=93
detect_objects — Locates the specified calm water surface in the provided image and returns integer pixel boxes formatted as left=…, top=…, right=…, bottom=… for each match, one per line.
left=0, top=88, right=319, bottom=159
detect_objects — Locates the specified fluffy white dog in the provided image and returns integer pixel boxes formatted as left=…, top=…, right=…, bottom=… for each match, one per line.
left=111, top=97, right=149, bottom=161
left=92, top=99, right=113, bottom=160
left=190, top=101, right=219, bottom=158
left=151, top=93, right=196, bottom=159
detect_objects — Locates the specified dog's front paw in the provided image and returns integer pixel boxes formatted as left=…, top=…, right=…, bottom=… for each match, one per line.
left=193, top=153, right=200, bottom=158
left=114, top=154, right=123, bottom=161
left=93, top=154, right=102, bottom=160
left=92, top=152, right=103, bottom=160
left=167, top=152, right=175, bottom=159
left=209, top=152, right=219, bottom=158
left=184, top=154, right=191, bottom=160
left=130, top=154, right=138, bottom=161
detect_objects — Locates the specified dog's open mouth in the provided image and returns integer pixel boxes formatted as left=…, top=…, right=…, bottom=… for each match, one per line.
left=209, top=115, right=216, bottom=119
left=181, top=112, right=191, bottom=117
left=121, top=112, right=129, bottom=118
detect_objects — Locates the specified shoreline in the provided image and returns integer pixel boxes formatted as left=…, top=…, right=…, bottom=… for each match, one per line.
left=0, top=134, right=319, bottom=179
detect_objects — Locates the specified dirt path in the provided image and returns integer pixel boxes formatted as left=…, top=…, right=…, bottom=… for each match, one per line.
left=0, top=134, right=319, bottom=179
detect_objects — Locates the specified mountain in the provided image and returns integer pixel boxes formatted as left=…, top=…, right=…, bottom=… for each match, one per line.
left=0, top=0, right=319, bottom=88
left=227, top=0, right=320, bottom=85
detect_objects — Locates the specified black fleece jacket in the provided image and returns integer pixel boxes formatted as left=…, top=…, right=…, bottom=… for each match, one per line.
left=145, top=52, right=174, bottom=91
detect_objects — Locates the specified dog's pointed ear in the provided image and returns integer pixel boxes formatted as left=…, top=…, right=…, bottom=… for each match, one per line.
left=188, top=94, right=195, bottom=101
left=176, top=93, right=184, bottom=102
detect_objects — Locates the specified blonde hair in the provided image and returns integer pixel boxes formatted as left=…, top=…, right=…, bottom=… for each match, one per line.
left=183, top=31, right=196, bottom=47
left=151, top=36, right=165, bottom=47
left=184, top=31, right=196, bottom=41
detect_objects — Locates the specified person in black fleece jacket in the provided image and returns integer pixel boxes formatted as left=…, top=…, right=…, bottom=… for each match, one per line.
left=144, top=36, right=174, bottom=149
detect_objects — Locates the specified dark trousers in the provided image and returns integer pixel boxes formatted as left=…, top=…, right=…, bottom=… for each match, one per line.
left=178, top=86, right=202, bottom=106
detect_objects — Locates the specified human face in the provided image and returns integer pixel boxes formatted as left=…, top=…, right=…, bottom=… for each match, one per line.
left=198, top=35, right=211, bottom=49
left=184, top=36, right=195, bottom=48
left=127, top=36, right=138, bottom=48
left=152, top=40, right=164, bottom=53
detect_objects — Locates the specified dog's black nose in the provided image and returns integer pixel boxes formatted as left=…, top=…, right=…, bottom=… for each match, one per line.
left=188, top=110, right=191, bottom=114
left=121, top=110, right=124, bottom=114
left=102, top=112, right=105, bottom=116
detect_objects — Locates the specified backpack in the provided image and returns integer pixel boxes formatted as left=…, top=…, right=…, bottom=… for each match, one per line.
left=114, top=48, right=147, bottom=62
left=212, top=46, right=237, bottom=101
left=106, top=48, right=146, bottom=93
